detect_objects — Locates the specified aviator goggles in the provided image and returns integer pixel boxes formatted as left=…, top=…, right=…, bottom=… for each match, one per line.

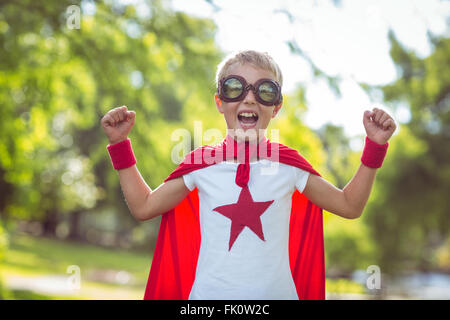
left=217, top=75, right=283, bottom=106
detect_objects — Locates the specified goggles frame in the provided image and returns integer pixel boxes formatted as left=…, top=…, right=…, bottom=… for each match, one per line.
left=217, top=75, right=282, bottom=106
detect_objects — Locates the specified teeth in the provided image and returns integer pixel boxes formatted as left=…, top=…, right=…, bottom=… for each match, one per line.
left=239, top=112, right=257, bottom=117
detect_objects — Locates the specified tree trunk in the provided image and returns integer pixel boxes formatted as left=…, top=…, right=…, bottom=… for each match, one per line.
left=67, top=210, right=83, bottom=241
left=42, top=209, right=58, bottom=237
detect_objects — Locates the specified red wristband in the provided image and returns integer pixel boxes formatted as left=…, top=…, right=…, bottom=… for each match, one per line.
left=361, top=136, right=388, bottom=169
left=107, top=138, right=137, bottom=170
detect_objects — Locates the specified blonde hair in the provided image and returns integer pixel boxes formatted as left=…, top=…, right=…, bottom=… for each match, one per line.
left=215, top=50, right=283, bottom=88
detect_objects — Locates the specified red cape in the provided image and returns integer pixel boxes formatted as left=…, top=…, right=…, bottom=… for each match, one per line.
left=144, top=136, right=325, bottom=300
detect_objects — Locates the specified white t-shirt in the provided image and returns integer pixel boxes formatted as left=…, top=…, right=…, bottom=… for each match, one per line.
left=182, top=159, right=310, bottom=300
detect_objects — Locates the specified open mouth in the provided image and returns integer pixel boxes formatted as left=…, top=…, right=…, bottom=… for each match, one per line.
left=237, top=111, right=259, bottom=128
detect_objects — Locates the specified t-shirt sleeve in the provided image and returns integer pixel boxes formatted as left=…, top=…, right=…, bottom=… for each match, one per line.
left=182, top=171, right=196, bottom=191
left=293, top=167, right=310, bottom=193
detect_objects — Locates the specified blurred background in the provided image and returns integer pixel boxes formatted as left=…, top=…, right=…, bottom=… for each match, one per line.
left=0, top=0, right=449, bottom=300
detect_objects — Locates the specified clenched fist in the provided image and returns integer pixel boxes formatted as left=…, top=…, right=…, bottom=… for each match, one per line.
left=363, top=107, right=397, bottom=145
left=101, top=106, right=136, bottom=145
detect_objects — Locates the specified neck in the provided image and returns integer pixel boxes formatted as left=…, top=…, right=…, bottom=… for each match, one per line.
left=224, top=131, right=269, bottom=163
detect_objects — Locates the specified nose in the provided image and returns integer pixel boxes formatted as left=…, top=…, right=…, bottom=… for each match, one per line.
left=242, top=85, right=257, bottom=104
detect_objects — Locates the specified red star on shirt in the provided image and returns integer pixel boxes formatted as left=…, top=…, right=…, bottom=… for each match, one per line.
left=213, top=186, right=274, bottom=250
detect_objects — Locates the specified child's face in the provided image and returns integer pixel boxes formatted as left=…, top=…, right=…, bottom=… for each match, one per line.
left=215, top=63, right=282, bottom=141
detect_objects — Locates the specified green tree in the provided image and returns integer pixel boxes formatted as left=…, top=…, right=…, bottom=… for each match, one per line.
left=362, top=32, right=450, bottom=273
left=0, top=1, right=222, bottom=249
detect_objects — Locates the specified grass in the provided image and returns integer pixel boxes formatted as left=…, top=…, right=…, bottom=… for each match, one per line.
left=1, top=232, right=367, bottom=300
left=325, top=278, right=366, bottom=295
left=1, top=232, right=152, bottom=300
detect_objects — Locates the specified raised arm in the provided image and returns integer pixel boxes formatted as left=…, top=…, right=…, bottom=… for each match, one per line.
left=101, top=105, right=190, bottom=222
left=303, top=107, right=396, bottom=219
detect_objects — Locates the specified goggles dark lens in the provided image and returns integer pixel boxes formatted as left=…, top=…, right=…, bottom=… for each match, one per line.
left=258, top=81, right=277, bottom=103
left=218, top=75, right=282, bottom=106
left=223, top=77, right=243, bottom=99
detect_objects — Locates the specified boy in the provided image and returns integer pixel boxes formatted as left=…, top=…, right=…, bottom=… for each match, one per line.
left=101, top=50, right=396, bottom=300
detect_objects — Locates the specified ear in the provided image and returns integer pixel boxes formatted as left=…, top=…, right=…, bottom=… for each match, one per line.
left=215, top=94, right=224, bottom=114
left=272, top=103, right=282, bottom=118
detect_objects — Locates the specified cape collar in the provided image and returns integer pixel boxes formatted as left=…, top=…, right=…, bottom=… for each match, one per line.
left=164, top=133, right=321, bottom=188
left=221, top=134, right=270, bottom=188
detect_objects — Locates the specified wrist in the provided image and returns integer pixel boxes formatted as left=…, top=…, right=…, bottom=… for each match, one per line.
left=361, top=136, right=388, bottom=169
left=107, top=138, right=137, bottom=170
left=108, top=137, right=128, bottom=146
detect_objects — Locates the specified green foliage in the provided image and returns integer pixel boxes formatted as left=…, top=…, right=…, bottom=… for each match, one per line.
left=0, top=1, right=222, bottom=247
left=315, top=123, right=362, bottom=189
left=272, top=89, right=327, bottom=172
left=364, top=32, right=450, bottom=273
left=324, top=212, right=376, bottom=275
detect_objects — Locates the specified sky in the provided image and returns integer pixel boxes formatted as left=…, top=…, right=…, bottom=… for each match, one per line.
left=170, top=0, right=449, bottom=149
